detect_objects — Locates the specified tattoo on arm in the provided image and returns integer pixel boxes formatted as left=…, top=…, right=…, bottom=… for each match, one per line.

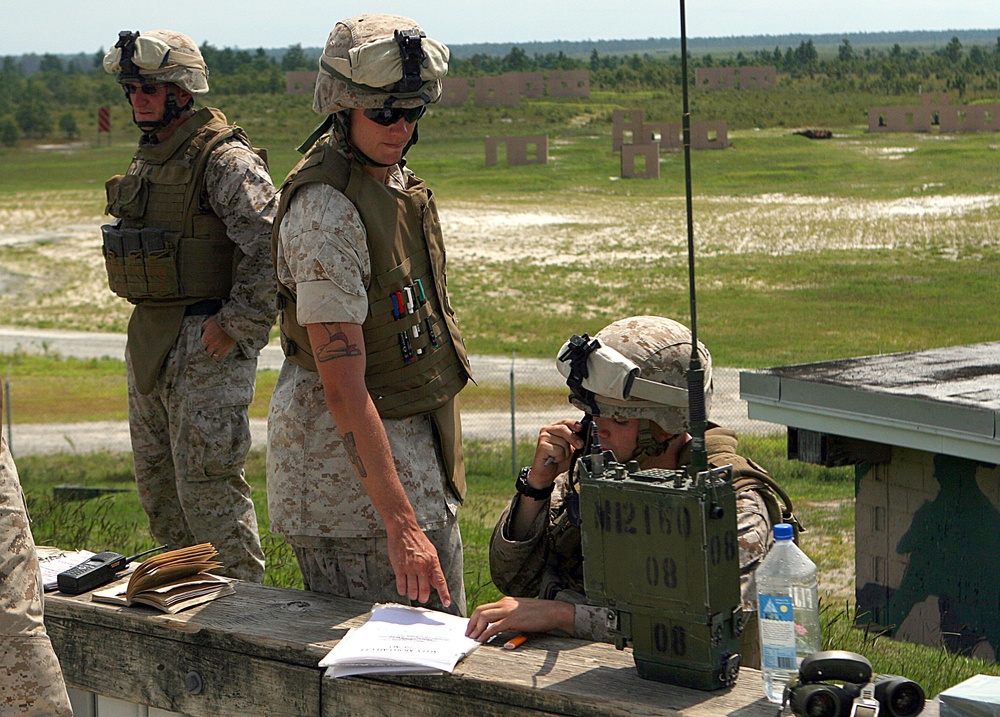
left=315, top=323, right=362, bottom=362
left=344, top=431, right=367, bottom=477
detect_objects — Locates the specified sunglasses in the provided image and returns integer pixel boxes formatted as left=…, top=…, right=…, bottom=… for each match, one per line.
left=124, top=84, right=164, bottom=96
left=363, top=106, right=425, bottom=126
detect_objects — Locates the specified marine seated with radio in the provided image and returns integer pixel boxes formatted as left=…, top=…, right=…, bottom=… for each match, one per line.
left=466, top=316, right=798, bottom=689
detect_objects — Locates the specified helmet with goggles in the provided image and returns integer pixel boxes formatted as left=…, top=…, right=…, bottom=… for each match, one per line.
left=103, top=30, right=209, bottom=96
left=313, top=14, right=449, bottom=115
left=556, top=316, right=713, bottom=437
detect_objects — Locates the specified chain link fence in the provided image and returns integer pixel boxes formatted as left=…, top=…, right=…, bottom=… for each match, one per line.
left=1, top=329, right=783, bottom=460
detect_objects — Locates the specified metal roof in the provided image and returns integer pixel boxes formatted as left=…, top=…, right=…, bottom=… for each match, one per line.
left=740, top=342, right=1000, bottom=464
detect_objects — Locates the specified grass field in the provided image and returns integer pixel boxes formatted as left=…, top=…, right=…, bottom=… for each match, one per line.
left=3, top=86, right=1000, bottom=697
left=2, top=113, right=998, bottom=362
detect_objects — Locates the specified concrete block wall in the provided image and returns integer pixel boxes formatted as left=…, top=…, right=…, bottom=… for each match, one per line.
left=855, top=447, right=1000, bottom=661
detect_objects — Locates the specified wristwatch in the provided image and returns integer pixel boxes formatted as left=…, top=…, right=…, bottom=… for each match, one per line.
left=515, top=466, right=554, bottom=500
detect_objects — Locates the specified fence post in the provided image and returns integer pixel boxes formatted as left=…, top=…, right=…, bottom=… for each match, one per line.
left=5, top=365, right=11, bottom=455
left=510, top=352, right=516, bottom=477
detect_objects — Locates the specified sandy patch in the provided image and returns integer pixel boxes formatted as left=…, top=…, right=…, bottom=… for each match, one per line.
left=0, top=188, right=997, bottom=330
left=440, top=192, right=1000, bottom=265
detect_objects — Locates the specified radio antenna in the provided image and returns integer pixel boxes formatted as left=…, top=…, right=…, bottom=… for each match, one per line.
left=679, top=0, right=709, bottom=481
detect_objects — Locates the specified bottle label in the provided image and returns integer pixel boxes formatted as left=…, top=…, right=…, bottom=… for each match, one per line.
left=759, top=594, right=797, bottom=670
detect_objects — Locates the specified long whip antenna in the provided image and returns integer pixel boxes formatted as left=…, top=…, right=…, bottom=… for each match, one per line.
left=679, top=0, right=709, bottom=479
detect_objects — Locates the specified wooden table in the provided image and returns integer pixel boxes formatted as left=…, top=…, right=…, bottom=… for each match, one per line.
left=45, top=582, right=941, bottom=717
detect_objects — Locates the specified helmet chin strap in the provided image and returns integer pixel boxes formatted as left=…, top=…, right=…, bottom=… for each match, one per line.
left=125, top=84, right=192, bottom=136
left=634, top=419, right=663, bottom=460
left=633, top=418, right=671, bottom=461
left=331, top=110, right=420, bottom=167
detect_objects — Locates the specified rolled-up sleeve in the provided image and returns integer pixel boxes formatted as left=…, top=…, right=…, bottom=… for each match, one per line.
left=276, top=183, right=370, bottom=326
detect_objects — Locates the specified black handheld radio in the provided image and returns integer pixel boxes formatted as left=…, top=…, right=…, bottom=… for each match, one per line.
left=56, top=545, right=167, bottom=595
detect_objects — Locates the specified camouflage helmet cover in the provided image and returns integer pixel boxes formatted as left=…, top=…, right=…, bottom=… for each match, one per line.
left=567, top=316, right=713, bottom=435
left=103, top=30, right=209, bottom=95
left=313, top=14, right=449, bottom=115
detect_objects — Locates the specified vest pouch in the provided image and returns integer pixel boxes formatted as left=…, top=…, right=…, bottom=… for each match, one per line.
left=105, top=173, right=148, bottom=220
left=141, top=228, right=181, bottom=298
left=176, top=214, right=235, bottom=298
left=102, top=223, right=130, bottom=298
left=121, top=228, right=151, bottom=297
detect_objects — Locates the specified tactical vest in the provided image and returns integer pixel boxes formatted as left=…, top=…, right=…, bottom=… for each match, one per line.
left=272, top=141, right=472, bottom=421
left=272, top=142, right=472, bottom=499
left=102, top=107, right=245, bottom=303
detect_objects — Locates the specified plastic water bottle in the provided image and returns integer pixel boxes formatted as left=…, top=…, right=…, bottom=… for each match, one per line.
left=756, top=523, right=822, bottom=704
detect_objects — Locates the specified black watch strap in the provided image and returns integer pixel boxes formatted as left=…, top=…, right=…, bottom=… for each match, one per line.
left=515, top=466, right=554, bottom=500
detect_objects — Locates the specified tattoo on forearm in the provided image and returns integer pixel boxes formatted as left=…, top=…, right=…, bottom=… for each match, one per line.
left=316, top=323, right=362, bottom=362
left=344, top=432, right=367, bottom=477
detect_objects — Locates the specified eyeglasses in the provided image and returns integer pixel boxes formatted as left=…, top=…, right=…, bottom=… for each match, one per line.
left=124, top=84, right=164, bottom=96
left=363, top=106, right=425, bottom=127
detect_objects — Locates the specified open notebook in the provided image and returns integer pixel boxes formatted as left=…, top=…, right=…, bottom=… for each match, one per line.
left=92, top=543, right=233, bottom=614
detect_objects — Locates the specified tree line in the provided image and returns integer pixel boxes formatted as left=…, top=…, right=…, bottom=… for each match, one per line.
left=2, top=36, right=999, bottom=146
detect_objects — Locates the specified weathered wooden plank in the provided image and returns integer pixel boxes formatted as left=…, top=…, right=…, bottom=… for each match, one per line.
left=323, top=678, right=567, bottom=717
left=47, top=614, right=321, bottom=716
left=44, top=582, right=364, bottom=667
left=44, top=583, right=940, bottom=717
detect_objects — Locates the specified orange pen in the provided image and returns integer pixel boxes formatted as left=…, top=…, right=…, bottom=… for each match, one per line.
left=503, top=634, right=528, bottom=650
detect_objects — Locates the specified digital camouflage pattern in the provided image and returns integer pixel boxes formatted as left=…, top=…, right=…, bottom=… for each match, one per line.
left=267, top=167, right=463, bottom=606
left=573, top=315, right=713, bottom=435
left=0, top=436, right=72, bottom=717
left=288, top=511, right=465, bottom=616
left=489, top=425, right=793, bottom=669
left=128, top=316, right=264, bottom=582
left=104, top=29, right=210, bottom=95
left=273, top=181, right=372, bottom=327
left=313, top=14, right=447, bottom=115
left=859, top=453, right=1000, bottom=661
left=122, top=130, right=276, bottom=584
left=199, top=141, right=279, bottom=351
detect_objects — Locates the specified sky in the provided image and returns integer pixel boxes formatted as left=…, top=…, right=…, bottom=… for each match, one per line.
left=3, top=0, right=999, bottom=56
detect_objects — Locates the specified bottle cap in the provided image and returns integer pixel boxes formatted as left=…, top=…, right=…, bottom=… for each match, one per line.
left=773, top=523, right=794, bottom=541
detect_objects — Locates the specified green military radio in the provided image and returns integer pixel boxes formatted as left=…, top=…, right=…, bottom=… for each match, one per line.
left=555, top=330, right=745, bottom=691
left=555, top=0, right=746, bottom=691
left=578, top=450, right=743, bottom=690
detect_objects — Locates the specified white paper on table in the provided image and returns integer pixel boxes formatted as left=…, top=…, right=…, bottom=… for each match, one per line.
left=319, top=603, right=481, bottom=678
left=38, top=549, right=95, bottom=591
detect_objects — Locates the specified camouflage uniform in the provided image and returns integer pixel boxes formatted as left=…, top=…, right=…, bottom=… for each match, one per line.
left=490, top=424, right=792, bottom=668
left=0, top=435, right=73, bottom=716
left=267, top=170, right=465, bottom=615
left=124, top=132, right=276, bottom=584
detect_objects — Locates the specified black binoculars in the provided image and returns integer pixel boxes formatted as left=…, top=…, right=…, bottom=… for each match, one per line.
left=783, top=651, right=925, bottom=717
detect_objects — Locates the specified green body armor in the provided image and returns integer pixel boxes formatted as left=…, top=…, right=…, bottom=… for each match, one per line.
left=103, top=108, right=255, bottom=395
left=103, top=107, right=245, bottom=303
left=273, top=142, right=473, bottom=498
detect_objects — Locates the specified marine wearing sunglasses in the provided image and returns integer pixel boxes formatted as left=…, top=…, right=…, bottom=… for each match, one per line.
left=362, top=105, right=426, bottom=126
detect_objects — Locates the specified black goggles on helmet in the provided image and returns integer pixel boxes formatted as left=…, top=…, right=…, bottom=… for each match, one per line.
left=363, top=105, right=425, bottom=127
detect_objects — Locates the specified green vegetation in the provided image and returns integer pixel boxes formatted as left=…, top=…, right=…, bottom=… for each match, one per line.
left=5, top=34, right=1000, bottom=699
left=19, top=439, right=1000, bottom=697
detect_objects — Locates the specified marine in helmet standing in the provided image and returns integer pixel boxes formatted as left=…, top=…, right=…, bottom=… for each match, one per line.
left=267, top=15, right=471, bottom=614
left=466, top=316, right=798, bottom=667
left=101, top=30, right=276, bottom=582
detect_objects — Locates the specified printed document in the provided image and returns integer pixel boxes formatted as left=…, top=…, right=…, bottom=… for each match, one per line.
left=319, top=603, right=481, bottom=678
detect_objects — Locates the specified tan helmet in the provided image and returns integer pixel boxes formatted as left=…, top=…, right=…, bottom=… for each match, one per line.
left=565, top=316, right=713, bottom=435
left=103, top=30, right=209, bottom=95
left=313, top=14, right=449, bottom=115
